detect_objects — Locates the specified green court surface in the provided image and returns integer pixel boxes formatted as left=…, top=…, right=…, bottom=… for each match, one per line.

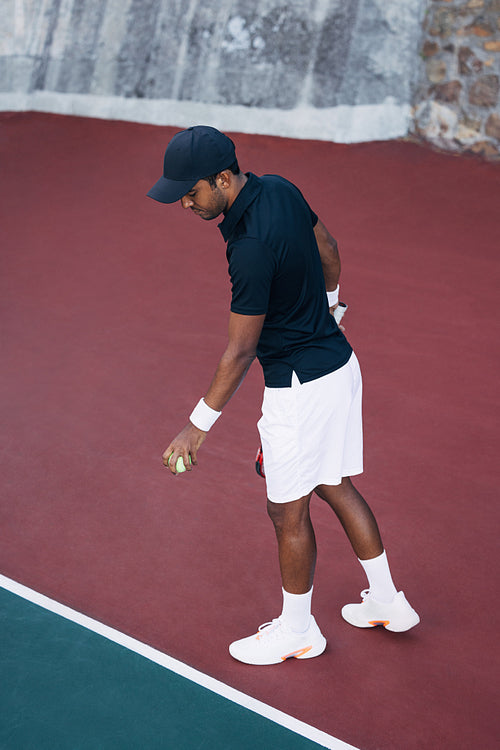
left=0, top=586, right=336, bottom=749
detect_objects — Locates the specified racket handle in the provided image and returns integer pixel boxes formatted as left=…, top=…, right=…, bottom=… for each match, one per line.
left=334, top=302, right=348, bottom=325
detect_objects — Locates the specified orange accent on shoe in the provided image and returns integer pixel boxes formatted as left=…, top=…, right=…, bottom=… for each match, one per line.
left=280, top=645, right=312, bottom=661
left=368, top=620, right=390, bottom=627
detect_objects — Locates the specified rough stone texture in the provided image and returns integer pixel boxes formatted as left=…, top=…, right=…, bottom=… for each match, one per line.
left=433, top=79, right=463, bottom=100
left=412, top=0, right=500, bottom=158
left=486, top=109, right=500, bottom=133
left=469, top=72, right=500, bottom=103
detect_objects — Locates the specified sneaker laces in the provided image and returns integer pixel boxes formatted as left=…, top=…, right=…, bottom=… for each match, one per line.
left=359, top=589, right=397, bottom=605
left=256, top=618, right=288, bottom=641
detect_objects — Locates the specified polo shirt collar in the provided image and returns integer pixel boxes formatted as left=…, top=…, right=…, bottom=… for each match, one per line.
left=218, top=173, right=261, bottom=242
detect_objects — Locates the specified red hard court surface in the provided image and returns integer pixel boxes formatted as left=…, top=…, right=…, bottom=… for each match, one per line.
left=1, top=112, right=498, bottom=750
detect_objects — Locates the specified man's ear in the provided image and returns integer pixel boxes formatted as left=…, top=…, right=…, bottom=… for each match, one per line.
left=217, top=170, right=232, bottom=189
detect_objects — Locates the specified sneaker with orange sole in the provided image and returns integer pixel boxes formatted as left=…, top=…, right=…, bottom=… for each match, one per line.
left=342, top=590, right=420, bottom=632
left=229, top=616, right=327, bottom=665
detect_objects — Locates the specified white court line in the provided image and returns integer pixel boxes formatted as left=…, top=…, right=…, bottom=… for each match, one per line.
left=0, top=574, right=359, bottom=750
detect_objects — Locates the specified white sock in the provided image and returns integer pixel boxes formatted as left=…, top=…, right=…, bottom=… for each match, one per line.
left=280, top=587, right=313, bottom=632
left=358, top=550, right=398, bottom=603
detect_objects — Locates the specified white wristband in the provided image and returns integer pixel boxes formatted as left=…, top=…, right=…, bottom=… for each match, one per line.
left=189, top=398, right=221, bottom=432
left=326, top=285, right=339, bottom=307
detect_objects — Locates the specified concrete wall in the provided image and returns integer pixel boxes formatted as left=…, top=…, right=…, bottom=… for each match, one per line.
left=0, top=0, right=425, bottom=143
left=1, top=0, right=499, bottom=155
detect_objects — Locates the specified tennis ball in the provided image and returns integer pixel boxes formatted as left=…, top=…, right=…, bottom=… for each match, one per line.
left=169, top=454, right=192, bottom=473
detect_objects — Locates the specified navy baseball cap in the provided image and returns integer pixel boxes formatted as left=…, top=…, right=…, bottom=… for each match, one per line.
left=147, top=125, right=236, bottom=204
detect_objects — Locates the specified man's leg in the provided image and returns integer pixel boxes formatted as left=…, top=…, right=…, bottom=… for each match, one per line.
left=266, top=493, right=316, bottom=594
left=228, top=492, right=327, bottom=664
left=315, top=477, right=383, bottom=560
left=316, top=477, right=419, bottom=631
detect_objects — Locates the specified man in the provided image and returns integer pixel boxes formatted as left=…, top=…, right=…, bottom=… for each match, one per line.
left=148, top=125, right=419, bottom=666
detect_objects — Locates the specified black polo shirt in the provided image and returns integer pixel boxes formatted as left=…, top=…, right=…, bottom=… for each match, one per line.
left=218, top=173, right=352, bottom=387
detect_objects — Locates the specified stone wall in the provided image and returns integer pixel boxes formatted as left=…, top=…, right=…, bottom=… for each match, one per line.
left=1, top=0, right=499, bottom=157
left=412, top=0, right=500, bottom=158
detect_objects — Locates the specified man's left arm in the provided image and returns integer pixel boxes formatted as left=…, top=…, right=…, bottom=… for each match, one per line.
left=163, top=312, right=265, bottom=474
left=314, top=218, right=341, bottom=307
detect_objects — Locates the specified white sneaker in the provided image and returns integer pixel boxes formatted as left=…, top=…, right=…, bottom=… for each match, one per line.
left=229, top=616, right=327, bottom=665
left=342, top=590, right=420, bottom=632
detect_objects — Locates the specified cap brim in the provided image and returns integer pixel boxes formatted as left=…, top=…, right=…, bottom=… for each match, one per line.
left=147, top=175, right=197, bottom=204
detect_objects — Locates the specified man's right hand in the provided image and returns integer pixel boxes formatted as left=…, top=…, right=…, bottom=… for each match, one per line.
left=163, top=422, right=206, bottom=474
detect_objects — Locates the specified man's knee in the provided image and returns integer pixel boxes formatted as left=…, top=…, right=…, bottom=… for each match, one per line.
left=267, top=498, right=286, bottom=528
left=267, top=495, right=312, bottom=534
left=316, top=477, right=354, bottom=503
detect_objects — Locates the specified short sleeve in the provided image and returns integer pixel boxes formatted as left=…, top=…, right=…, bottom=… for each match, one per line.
left=227, top=237, right=275, bottom=315
left=284, top=177, right=317, bottom=227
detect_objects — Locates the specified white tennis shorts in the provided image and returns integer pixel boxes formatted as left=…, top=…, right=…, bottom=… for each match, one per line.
left=257, top=352, right=363, bottom=503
